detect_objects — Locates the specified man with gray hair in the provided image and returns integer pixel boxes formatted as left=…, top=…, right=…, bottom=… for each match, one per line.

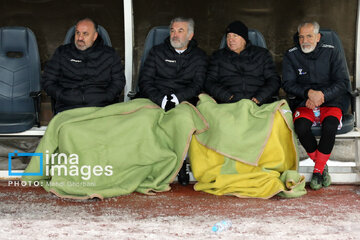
left=138, top=17, right=208, bottom=185
left=138, top=17, right=208, bottom=111
left=282, top=21, right=351, bottom=190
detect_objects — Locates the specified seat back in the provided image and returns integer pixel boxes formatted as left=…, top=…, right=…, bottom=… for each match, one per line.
left=0, top=27, right=40, bottom=114
left=320, top=29, right=352, bottom=110
left=63, top=25, right=112, bottom=47
left=219, top=29, right=267, bottom=49
left=129, top=26, right=169, bottom=96
left=319, top=29, right=351, bottom=81
left=139, top=26, right=169, bottom=75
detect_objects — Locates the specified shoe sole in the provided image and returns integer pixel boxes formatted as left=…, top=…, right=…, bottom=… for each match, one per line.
left=322, top=176, right=331, bottom=188
left=322, top=166, right=331, bottom=188
left=310, top=183, right=323, bottom=190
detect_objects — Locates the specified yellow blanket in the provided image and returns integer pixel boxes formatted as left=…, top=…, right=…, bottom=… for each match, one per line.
left=189, top=94, right=305, bottom=198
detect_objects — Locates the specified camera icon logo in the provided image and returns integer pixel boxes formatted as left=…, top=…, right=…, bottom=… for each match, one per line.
left=8, top=150, right=43, bottom=176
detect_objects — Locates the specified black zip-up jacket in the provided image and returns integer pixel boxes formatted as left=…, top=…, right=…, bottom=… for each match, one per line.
left=282, top=38, right=351, bottom=113
left=205, top=44, right=280, bottom=104
left=42, top=35, right=125, bottom=113
left=138, top=37, right=208, bottom=106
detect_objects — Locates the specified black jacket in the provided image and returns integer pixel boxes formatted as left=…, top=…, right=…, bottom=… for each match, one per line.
left=42, top=35, right=125, bottom=113
left=138, top=37, right=208, bottom=106
left=205, top=44, right=280, bottom=104
left=282, top=38, right=351, bottom=113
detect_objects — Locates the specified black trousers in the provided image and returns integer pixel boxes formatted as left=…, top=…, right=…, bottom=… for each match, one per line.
left=294, top=116, right=339, bottom=154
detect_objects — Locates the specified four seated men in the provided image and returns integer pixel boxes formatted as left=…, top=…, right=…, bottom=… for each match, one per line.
left=31, top=17, right=354, bottom=191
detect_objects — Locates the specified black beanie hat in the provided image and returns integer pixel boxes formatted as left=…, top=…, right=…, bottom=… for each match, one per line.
left=226, top=21, right=248, bottom=42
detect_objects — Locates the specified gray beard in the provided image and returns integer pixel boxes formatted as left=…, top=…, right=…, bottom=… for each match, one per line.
left=170, top=39, right=189, bottom=50
left=301, top=44, right=315, bottom=53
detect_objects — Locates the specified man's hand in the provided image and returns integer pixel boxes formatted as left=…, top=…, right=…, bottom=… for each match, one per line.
left=251, top=97, right=260, bottom=104
left=161, top=94, right=178, bottom=111
left=305, top=99, right=316, bottom=110
left=307, top=89, right=324, bottom=107
left=165, top=96, right=176, bottom=111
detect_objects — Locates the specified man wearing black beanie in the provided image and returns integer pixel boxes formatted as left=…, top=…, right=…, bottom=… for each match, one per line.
left=205, top=20, right=280, bottom=105
left=226, top=20, right=249, bottom=44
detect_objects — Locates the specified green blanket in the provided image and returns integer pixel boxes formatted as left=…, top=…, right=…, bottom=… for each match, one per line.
left=22, top=99, right=207, bottom=199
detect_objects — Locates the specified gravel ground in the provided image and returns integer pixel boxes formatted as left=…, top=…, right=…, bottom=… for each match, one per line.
left=0, top=182, right=359, bottom=240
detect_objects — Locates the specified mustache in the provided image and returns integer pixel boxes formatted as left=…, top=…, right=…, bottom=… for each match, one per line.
left=301, top=43, right=312, bottom=47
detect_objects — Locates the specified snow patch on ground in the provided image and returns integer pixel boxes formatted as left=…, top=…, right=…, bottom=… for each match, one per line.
left=1, top=190, right=360, bottom=240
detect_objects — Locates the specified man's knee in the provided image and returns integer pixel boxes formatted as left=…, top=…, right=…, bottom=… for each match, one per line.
left=294, top=118, right=313, bottom=136
left=321, top=116, right=339, bottom=135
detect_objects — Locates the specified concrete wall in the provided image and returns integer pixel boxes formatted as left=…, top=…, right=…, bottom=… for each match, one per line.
left=133, top=0, right=357, bottom=79
left=0, top=0, right=124, bottom=69
left=0, top=0, right=358, bottom=124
